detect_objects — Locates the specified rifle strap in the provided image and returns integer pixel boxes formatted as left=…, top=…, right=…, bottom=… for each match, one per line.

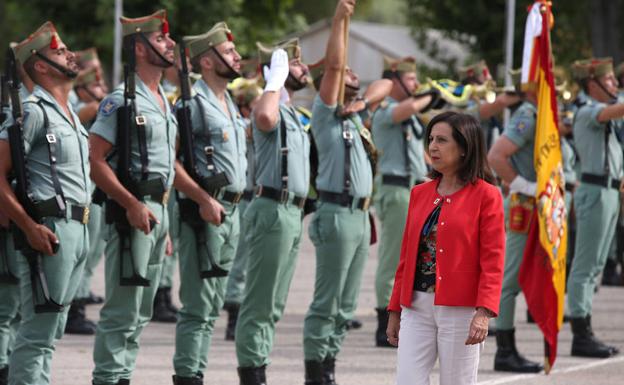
left=279, top=109, right=289, bottom=195
left=341, top=118, right=353, bottom=197
left=194, top=95, right=219, bottom=174
left=134, top=101, right=149, bottom=180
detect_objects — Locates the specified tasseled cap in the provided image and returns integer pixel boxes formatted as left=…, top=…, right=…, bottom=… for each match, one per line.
left=257, top=38, right=302, bottom=65
left=458, top=60, right=491, bottom=83
left=571, top=57, right=613, bottom=81
left=383, top=56, right=417, bottom=74
left=121, top=9, right=170, bottom=38
left=13, top=21, right=62, bottom=65
left=183, top=22, right=234, bottom=60
left=76, top=47, right=99, bottom=66
left=75, top=67, right=101, bottom=87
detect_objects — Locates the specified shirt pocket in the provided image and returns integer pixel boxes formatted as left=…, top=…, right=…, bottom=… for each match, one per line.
left=55, top=126, right=81, bottom=164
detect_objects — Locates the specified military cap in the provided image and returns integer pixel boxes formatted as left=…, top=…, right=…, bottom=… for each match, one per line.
left=458, top=60, right=491, bottom=83
left=121, top=9, right=169, bottom=37
left=383, top=56, right=417, bottom=74
left=615, top=62, right=624, bottom=79
left=76, top=48, right=99, bottom=66
left=183, top=22, right=234, bottom=60
left=75, top=67, right=100, bottom=87
left=13, top=21, right=63, bottom=65
left=571, top=57, right=613, bottom=80
left=257, top=38, right=302, bottom=65
left=308, top=58, right=325, bottom=90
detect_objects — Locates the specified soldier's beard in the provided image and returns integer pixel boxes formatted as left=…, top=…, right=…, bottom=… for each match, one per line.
left=147, top=48, right=173, bottom=69
left=216, top=65, right=240, bottom=80
left=286, top=73, right=308, bottom=91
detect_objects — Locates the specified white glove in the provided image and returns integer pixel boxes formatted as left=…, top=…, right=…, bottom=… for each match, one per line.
left=509, top=175, right=537, bottom=196
left=263, top=49, right=289, bottom=92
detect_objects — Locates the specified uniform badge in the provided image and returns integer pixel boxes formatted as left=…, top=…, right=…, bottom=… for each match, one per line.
left=380, top=100, right=389, bottom=109
left=99, top=98, right=119, bottom=117
left=517, top=121, right=527, bottom=132
left=222, top=131, right=229, bottom=142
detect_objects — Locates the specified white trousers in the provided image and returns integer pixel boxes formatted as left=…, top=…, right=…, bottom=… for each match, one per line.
left=396, top=292, right=483, bottom=385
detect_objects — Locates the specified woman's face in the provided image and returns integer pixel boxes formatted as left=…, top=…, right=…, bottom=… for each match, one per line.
left=428, top=122, right=463, bottom=176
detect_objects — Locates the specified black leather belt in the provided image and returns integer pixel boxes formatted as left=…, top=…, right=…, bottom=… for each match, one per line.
left=221, top=190, right=243, bottom=204
left=70, top=205, right=90, bottom=224
left=242, top=189, right=254, bottom=202
left=33, top=198, right=90, bottom=224
left=318, top=190, right=371, bottom=210
left=565, top=182, right=576, bottom=192
left=256, top=186, right=306, bottom=209
left=381, top=174, right=410, bottom=188
left=581, top=173, right=621, bottom=189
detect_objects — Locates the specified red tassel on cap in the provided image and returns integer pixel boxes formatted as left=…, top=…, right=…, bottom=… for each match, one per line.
left=226, top=32, right=234, bottom=42
left=50, top=34, right=59, bottom=50
left=162, top=19, right=169, bottom=34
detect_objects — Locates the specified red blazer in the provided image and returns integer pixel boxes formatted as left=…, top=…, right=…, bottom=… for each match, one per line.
left=388, top=178, right=505, bottom=316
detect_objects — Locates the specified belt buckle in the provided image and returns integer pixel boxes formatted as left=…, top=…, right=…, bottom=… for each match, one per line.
left=298, top=197, right=306, bottom=209
left=82, top=206, right=90, bottom=224
left=161, top=190, right=170, bottom=205
left=233, top=192, right=242, bottom=204
left=255, top=185, right=264, bottom=198
left=280, top=189, right=289, bottom=204
left=361, top=197, right=371, bottom=211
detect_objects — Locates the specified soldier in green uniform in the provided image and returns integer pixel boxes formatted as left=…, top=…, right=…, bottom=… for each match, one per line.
left=487, top=90, right=544, bottom=373
left=234, top=40, right=310, bottom=384
left=371, top=56, right=432, bottom=348
left=302, top=1, right=392, bottom=383
left=566, top=58, right=623, bottom=358
left=89, top=10, right=223, bottom=385
left=0, top=22, right=91, bottom=385
left=172, top=22, right=247, bottom=384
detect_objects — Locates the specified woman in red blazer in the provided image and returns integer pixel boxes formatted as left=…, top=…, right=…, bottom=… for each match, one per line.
left=386, top=111, right=505, bottom=385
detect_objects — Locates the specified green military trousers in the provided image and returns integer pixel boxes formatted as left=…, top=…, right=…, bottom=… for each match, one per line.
left=0, top=230, right=20, bottom=371
left=568, top=184, right=620, bottom=317
left=10, top=216, right=88, bottom=385
left=235, top=197, right=303, bottom=367
left=92, top=200, right=168, bottom=385
left=173, top=201, right=240, bottom=377
left=303, top=202, right=370, bottom=362
left=74, top=202, right=106, bottom=300
left=224, top=198, right=251, bottom=306
left=158, top=193, right=180, bottom=289
left=373, top=183, right=410, bottom=308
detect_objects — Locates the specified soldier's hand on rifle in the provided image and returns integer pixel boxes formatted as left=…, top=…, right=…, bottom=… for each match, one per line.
left=199, top=196, right=225, bottom=226
left=335, top=0, right=356, bottom=20
left=127, top=200, right=159, bottom=234
left=26, top=223, right=59, bottom=255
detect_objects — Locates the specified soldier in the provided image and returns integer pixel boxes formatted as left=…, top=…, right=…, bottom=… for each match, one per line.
left=0, top=22, right=91, bottom=385
left=371, top=56, right=432, bottom=348
left=89, top=10, right=222, bottom=385
left=234, top=40, right=310, bottom=384
left=172, top=22, right=247, bottom=384
left=487, top=88, right=544, bottom=372
left=302, top=1, right=392, bottom=383
left=566, top=58, right=623, bottom=358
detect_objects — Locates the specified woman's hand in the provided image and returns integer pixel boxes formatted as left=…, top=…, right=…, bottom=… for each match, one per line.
left=386, top=310, right=401, bottom=347
left=465, top=307, right=491, bottom=345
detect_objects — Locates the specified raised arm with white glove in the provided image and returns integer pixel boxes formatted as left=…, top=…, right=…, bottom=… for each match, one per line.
left=263, top=49, right=290, bottom=92
left=509, top=175, right=537, bottom=197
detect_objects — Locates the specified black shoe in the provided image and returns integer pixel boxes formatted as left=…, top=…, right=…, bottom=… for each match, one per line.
left=117, top=380, right=130, bottom=385
left=602, top=259, right=623, bottom=286
left=224, top=302, right=240, bottom=341
left=172, top=374, right=203, bottom=385
left=84, top=291, right=105, bottom=305
left=345, top=318, right=362, bottom=330
left=65, top=300, right=97, bottom=335
left=237, top=366, right=267, bottom=385
left=322, top=357, right=337, bottom=385
left=487, top=325, right=496, bottom=337
left=570, top=316, right=620, bottom=358
left=0, top=365, right=8, bottom=385
left=152, top=288, right=178, bottom=323
left=375, top=308, right=394, bottom=348
left=162, top=287, right=179, bottom=314
left=494, top=329, right=543, bottom=373
left=304, top=360, right=324, bottom=385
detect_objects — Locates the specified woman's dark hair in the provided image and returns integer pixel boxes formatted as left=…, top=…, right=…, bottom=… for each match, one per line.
left=425, top=110, right=496, bottom=185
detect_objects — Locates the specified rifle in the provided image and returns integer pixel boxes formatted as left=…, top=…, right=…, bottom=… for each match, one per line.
left=5, top=47, right=62, bottom=311
left=175, top=40, right=228, bottom=278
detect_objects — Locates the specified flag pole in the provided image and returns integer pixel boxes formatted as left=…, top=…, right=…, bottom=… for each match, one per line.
left=112, top=0, right=123, bottom=87
left=338, top=16, right=350, bottom=107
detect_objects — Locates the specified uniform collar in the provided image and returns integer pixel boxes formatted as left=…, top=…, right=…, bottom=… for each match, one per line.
left=194, top=78, right=238, bottom=121
left=31, top=85, right=80, bottom=128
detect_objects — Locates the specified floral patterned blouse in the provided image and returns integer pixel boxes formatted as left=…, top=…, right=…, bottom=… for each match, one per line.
left=414, top=204, right=442, bottom=292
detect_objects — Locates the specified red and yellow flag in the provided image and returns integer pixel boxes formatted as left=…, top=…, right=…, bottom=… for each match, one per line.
left=518, top=1, right=567, bottom=373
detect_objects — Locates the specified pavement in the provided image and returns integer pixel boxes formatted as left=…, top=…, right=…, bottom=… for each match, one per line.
left=51, top=216, right=624, bottom=385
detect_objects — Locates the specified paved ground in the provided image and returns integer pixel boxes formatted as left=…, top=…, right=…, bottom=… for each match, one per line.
left=52, top=216, right=624, bottom=385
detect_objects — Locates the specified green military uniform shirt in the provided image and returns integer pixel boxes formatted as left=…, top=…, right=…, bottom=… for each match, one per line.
left=573, top=97, right=624, bottom=180
left=372, top=96, right=427, bottom=181
left=187, top=79, right=247, bottom=192
left=503, top=101, right=537, bottom=181
left=90, top=75, right=177, bottom=189
left=562, top=136, right=578, bottom=184
left=0, top=85, right=91, bottom=205
left=252, top=104, right=310, bottom=196
left=311, top=95, right=372, bottom=197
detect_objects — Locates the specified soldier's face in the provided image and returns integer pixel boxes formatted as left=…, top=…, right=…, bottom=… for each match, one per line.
left=214, top=41, right=242, bottom=73
left=428, top=122, right=462, bottom=175
left=344, top=67, right=360, bottom=97
left=41, top=41, right=79, bottom=76
left=399, top=71, right=419, bottom=96
left=287, top=58, right=309, bottom=90
left=144, top=31, right=176, bottom=68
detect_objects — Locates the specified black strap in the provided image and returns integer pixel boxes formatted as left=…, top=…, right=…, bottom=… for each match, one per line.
left=341, top=118, right=353, bottom=197
left=134, top=105, right=149, bottom=180
left=279, top=109, right=289, bottom=196
left=33, top=52, right=77, bottom=79
left=34, top=100, right=66, bottom=215
left=194, top=95, right=218, bottom=174
left=604, top=121, right=611, bottom=176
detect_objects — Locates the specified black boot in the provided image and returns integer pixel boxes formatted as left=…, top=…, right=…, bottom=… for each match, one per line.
left=375, top=308, right=394, bottom=348
left=162, top=286, right=179, bottom=313
left=345, top=318, right=362, bottom=330
left=65, top=299, right=97, bottom=335
left=601, top=259, right=623, bottom=286
left=117, top=380, right=130, bottom=385
left=85, top=291, right=105, bottom=305
left=570, top=315, right=620, bottom=358
left=304, top=360, right=324, bottom=385
left=237, top=366, right=267, bottom=385
left=494, top=329, right=543, bottom=373
left=0, top=365, right=8, bottom=385
left=172, top=374, right=203, bottom=385
left=152, top=288, right=177, bottom=323
left=224, top=302, right=240, bottom=341
left=322, top=357, right=337, bottom=385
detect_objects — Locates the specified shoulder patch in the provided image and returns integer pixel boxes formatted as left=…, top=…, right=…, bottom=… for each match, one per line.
left=98, top=98, right=120, bottom=117
left=379, top=100, right=389, bottom=109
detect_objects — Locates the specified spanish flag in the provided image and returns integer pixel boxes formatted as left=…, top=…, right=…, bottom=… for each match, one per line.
left=518, top=1, right=567, bottom=373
